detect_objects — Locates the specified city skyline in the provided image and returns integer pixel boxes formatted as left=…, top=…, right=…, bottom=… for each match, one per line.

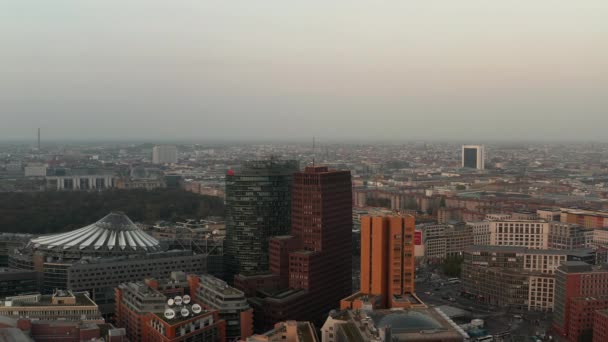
left=1, top=1, right=607, bottom=141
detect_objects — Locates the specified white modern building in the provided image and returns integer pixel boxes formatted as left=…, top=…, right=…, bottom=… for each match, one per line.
left=461, top=145, right=485, bottom=170
left=489, top=220, right=549, bottom=249
left=152, top=145, right=178, bottom=164
left=24, top=164, right=47, bottom=177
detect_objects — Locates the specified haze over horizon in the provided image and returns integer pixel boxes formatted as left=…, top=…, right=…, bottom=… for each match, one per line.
left=1, top=1, right=607, bottom=141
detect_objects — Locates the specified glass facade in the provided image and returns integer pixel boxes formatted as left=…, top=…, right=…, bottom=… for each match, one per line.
left=224, top=159, right=299, bottom=278
left=463, top=148, right=478, bottom=168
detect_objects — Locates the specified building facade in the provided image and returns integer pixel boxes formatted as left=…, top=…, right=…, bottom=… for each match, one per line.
left=191, top=274, right=253, bottom=341
left=462, top=246, right=595, bottom=312
left=0, top=290, right=102, bottom=322
left=461, top=145, right=485, bottom=170
left=342, top=215, right=418, bottom=310
left=224, top=159, right=299, bottom=279
left=560, top=208, right=608, bottom=229
left=594, top=309, right=608, bottom=342
left=552, top=262, right=608, bottom=340
left=548, top=222, right=590, bottom=250
left=45, top=168, right=116, bottom=190
left=247, top=321, right=319, bottom=342
left=236, top=166, right=353, bottom=332
left=115, top=282, right=167, bottom=342
left=321, top=308, right=465, bottom=342
left=152, top=145, right=178, bottom=164
left=567, top=296, right=608, bottom=342
left=488, top=220, right=549, bottom=249
left=0, top=268, right=39, bottom=298
left=420, top=223, right=473, bottom=262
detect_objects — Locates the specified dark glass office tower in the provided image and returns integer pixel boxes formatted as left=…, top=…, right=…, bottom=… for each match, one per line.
left=224, top=159, right=299, bottom=280
left=463, top=148, right=478, bottom=168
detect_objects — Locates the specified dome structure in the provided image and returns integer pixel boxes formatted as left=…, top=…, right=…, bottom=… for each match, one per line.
left=370, top=310, right=443, bottom=333
left=30, top=212, right=161, bottom=254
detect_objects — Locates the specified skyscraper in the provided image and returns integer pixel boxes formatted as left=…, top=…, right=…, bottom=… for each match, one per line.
left=233, top=165, right=353, bottom=331
left=288, top=165, right=352, bottom=304
left=152, top=145, right=178, bottom=164
left=461, top=144, right=485, bottom=170
left=342, top=215, right=419, bottom=310
left=224, top=159, right=299, bottom=279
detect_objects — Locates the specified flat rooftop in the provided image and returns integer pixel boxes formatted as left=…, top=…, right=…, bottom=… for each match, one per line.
left=463, top=245, right=594, bottom=256
left=1, top=293, right=96, bottom=307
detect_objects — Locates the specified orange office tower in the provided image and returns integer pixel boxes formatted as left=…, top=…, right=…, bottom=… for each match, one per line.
left=343, top=215, right=419, bottom=309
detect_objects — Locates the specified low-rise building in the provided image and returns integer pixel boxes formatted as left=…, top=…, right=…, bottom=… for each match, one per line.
left=468, top=221, right=490, bottom=245
left=420, top=223, right=473, bottom=261
left=560, top=208, right=608, bottom=229
left=0, top=290, right=102, bottom=322
left=147, top=307, right=225, bottom=342
left=321, top=308, right=466, bottom=342
left=462, top=246, right=595, bottom=312
left=592, top=229, right=608, bottom=248
left=45, top=168, right=117, bottom=190
left=192, top=274, right=253, bottom=341
left=0, top=268, right=39, bottom=298
left=488, top=219, right=549, bottom=249
left=247, top=321, right=318, bottom=342
left=115, top=282, right=167, bottom=342
left=548, top=222, right=590, bottom=250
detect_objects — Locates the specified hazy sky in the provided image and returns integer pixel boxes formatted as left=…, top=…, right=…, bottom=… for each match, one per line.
left=1, top=1, right=607, bottom=141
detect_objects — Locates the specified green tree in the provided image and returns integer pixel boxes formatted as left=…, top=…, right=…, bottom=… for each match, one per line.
left=442, top=255, right=464, bottom=277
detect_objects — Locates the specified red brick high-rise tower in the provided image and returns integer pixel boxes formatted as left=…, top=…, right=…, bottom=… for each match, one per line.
left=235, top=165, right=353, bottom=331
left=288, top=166, right=352, bottom=295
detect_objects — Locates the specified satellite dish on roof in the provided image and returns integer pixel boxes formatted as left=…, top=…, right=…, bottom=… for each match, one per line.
left=192, top=304, right=202, bottom=314
left=174, top=296, right=183, bottom=306
left=181, top=308, right=190, bottom=317
left=167, top=298, right=174, bottom=306
left=164, top=309, right=175, bottom=320
left=183, top=295, right=191, bottom=304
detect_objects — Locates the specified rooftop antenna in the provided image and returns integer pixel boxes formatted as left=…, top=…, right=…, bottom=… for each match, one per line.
left=312, top=136, right=315, bottom=167
left=37, top=128, right=40, bottom=151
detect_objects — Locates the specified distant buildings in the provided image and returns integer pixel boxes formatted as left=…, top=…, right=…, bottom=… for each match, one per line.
left=24, top=163, right=47, bottom=177
left=461, top=145, right=484, bottom=170
left=247, top=321, right=319, bottom=342
left=45, top=168, right=116, bottom=190
left=224, top=159, right=299, bottom=278
left=152, top=145, right=178, bottom=164
left=341, top=215, right=420, bottom=310
left=560, top=208, right=608, bottom=229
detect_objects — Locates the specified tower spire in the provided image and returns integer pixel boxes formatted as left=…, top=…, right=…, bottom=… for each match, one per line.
left=312, top=136, right=315, bottom=167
